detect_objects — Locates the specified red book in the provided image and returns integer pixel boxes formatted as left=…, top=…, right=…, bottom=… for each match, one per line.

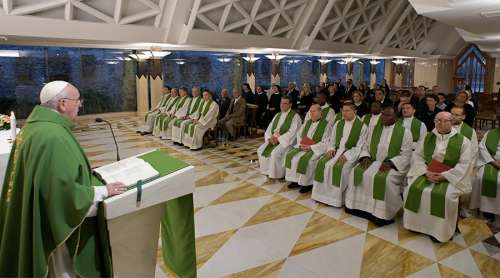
left=300, top=136, right=315, bottom=146
left=427, top=159, right=451, bottom=173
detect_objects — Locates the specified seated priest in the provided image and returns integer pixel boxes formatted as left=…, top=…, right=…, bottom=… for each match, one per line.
left=159, top=87, right=191, bottom=140
left=345, top=106, right=412, bottom=224
left=172, top=87, right=203, bottom=145
left=403, top=112, right=473, bottom=242
left=139, top=86, right=171, bottom=135
left=400, top=102, right=427, bottom=150
left=257, top=96, right=302, bottom=179
left=218, top=88, right=247, bottom=141
left=312, top=101, right=367, bottom=207
left=470, top=128, right=500, bottom=221
left=361, top=101, right=382, bottom=129
left=182, top=90, right=220, bottom=150
left=153, top=88, right=179, bottom=137
left=285, top=104, right=332, bottom=193
left=304, top=91, right=335, bottom=124
left=451, top=106, right=478, bottom=154
left=0, top=81, right=127, bottom=277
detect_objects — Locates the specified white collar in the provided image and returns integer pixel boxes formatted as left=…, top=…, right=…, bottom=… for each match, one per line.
left=432, top=128, right=457, bottom=139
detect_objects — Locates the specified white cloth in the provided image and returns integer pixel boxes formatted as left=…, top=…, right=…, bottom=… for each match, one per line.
left=140, top=94, right=170, bottom=132
left=160, top=96, right=190, bottom=140
left=49, top=186, right=108, bottom=277
left=402, top=116, right=427, bottom=150
left=183, top=101, right=219, bottom=150
left=285, top=120, right=332, bottom=186
left=403, top=128, right=473, bottom=242
left=257, top=110, right=302, bottom=179
left=304, top=104, right=335, bottom=124
left=470, top=130, right=500, bottom=215
left=345, top=123, right=413, bottom=220
left=312, top=119, right=367, bottom=207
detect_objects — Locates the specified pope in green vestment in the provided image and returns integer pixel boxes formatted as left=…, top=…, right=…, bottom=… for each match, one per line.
left=0, top=81, right=127, bottom=277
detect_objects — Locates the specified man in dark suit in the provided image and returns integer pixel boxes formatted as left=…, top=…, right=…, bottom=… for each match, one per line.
left=345, top=79, right=357, bottom=100
left=219, top=88, right=247, bottom=140
left=284, top=82, right=299, bottom=110
left=373, top=88, right=393, bottom=107
left=217, top=88, right=231, bottom=119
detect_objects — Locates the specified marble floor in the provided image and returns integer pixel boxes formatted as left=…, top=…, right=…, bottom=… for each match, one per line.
left=74, top=117, right=500, bottom=278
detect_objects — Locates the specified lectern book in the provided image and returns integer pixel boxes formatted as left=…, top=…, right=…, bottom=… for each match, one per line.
left=94, top=156, right=159, bottom=187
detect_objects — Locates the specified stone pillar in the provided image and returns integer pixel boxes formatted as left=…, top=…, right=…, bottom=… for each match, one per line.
left=271, top=58, right=281, bottom=85
left=246, top=56, right=256, bottom=92
left=370, top=63, right=377, bottom=89
left=320, top=62, right=328, bottom=83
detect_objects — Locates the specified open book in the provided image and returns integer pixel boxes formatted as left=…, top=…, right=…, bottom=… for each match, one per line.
left=94, top=156, right=160, bottom=188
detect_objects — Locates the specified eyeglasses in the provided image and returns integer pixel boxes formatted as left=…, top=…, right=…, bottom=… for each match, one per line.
left=434, top=119, right=452, bottom=123
left=61, top=97, right=84, bottom=107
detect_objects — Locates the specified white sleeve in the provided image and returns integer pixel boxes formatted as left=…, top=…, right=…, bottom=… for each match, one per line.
left=442, top=138, right=473, bottom=193
left=344, top=124, right=367, bottom=162
left=86, top=186, right=109, bottom=217
left=477, top=131, right=495, bottom=167
left=311, top=123, right=333, bottom=155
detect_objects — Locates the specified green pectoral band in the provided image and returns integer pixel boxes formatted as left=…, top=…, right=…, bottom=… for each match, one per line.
left=297, top=152, right=314, bottom=174
left=353, top=162, right=371, bottom=186
left=482, top=164, right=498, bottom=197
left=331, top=160, right=346, bottom=187
left=404, top=176, right=449, bottom=218
left=261, top=143, right=278, bottom=158
left=174, top=119, right=184, bottom=128
left=373, top=170, right=390, bottom=201
left=314, top=155, right=331, bottom=183
left=261, top=111, right=296, bottom=158
left=285, top=148, right=300, bottom=169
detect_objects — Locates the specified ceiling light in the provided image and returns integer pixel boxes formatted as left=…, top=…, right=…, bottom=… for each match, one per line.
left=217, top=57, right=232, bottom=63
left=341, top=57, right=359, bottom=63
left=106, top=61, right=119, bottom=65
left=392, top=58, right=407, bottom=65
left=265, top=54, right=286, bottom=60
left=480, top=11, right=500, bottom=18
left=337, top=60, right=347, bottom=65
left=151, top=51, right=171, bottom=58
left=128, top=53, right=149, bottom=60
left=242, top=56, right=260, bottom=62
left=369, top=59, right=381, bottom=65
left=176, top=61, right=186, bottom=65
left=318, top=58, right=332, bottom=64
left=0, top=50, right=20, bottom=57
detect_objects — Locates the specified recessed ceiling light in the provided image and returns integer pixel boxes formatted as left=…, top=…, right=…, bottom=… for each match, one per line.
left=480, top=11, right=500, bottom=18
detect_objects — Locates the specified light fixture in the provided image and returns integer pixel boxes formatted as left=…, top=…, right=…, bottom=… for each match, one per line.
left=106, top=61, right=119, bottom=65
left=369, top=59, right=380, bottom=65
left=0, top=50, right=20, bottom=57
left=318, top=58, right=332, bottom=64
left=128, top=53, right=149, bottom=60
left=337, top=60, right=347, bottom=65
left=392, top=58, right=407, bottom=65
left=217, top=57, right=232, bottom=63
left=176, top=61, right=186, bottom=65
left=265, top=54, right=286, bottom=60
left=116, top=57, right=132, bottom=61
left=340, top=56, right=359, bottom=64
left=287, top=59, right=301, bottom=64
left=242, top=56, right=260, bottom=62
left=151, top=51, right=171, bottom=58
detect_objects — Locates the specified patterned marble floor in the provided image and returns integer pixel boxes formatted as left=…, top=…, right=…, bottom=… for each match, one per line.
left=74, top=117, right=500, bottom=278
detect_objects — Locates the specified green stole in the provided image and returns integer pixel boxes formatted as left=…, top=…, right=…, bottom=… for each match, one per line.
left=482, top=128, right=500, bottom=197
left=458, top=122, right=473, bottom=140
left=145, top=94, right=170, bottom=120
left=404, top=132, right=464, bottom=218
left=333, top=113, right=342, bottom=124
left=401, top=117, right=423, bottom=143
left=261, top=111, right=297, bottom=158
left=321, top=106, right=331, bottom=120
left=285, top=119, right=328, bottom=174
left=164, top=96, right=188, bottom=130
left=184, top=100, right=214, bottom=137
left=314, top=118, right=363, bottom=186
left=362, top=113, right=380, bottom=126
left=353, top=121, right=405, bottom=201
left=154, top=96, right=178, bottom=132
left=174, top=97, right=201, bottom=128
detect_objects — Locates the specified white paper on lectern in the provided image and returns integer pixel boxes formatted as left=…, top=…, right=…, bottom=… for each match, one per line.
left=94, top=156, right=159, bottom=187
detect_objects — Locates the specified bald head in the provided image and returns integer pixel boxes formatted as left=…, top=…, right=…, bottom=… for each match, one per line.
left=435, top=111, right=453, bottom=134
left=309, top=104, right=322, bottom=122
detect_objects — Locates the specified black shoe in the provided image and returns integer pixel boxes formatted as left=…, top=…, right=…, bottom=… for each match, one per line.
left=141, top=131, right=152, bottom=135
left=288, top=182, right=300, bottom=189
left=370, top=216, right=395, bottom=227
left=299, top=185, right=313, bottom=193
left=136, top=130, right=142, bottom=133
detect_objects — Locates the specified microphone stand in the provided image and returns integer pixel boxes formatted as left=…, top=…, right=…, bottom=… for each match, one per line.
left=96, top=118, right=120, bottom=161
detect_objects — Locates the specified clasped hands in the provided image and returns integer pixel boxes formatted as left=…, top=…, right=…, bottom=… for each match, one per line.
left=425, top=171, right=445, bottom=183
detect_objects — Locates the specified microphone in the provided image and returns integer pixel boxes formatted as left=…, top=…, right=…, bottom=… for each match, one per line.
left=95, top=118, right=120, bottom=161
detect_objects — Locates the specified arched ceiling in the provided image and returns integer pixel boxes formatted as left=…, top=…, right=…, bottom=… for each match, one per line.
left=0, top=0, right=466, bottom=58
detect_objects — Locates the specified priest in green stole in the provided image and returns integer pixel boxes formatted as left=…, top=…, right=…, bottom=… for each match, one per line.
left=182, top=90, right=220, bottom=150
left=451, top=106, right=478, bottom=155
left=139, top=86, right=171, bottom=134
left=400, top=102, right=427, bottom=150
left=172, top=87, right=202, bottom=144
left=285, top=104, right=332, bottom=193
left=160, top=87, right=191, bottom=140
left=345, top=106, right=412, bottom=222
left=403, top=112, right=472, bottom=242
left=312, top=101, right=367, bottom=207
left=361, top=101, right=382, bottom=129
left=304, top=92, right=335, bottom=124
left=153, top=88, right=179, bottom=137
left=0, top=81, right=128, bottom=277
left=257, top=96, right=302, bottom=179
left=470, top=128, right=500, bottom=218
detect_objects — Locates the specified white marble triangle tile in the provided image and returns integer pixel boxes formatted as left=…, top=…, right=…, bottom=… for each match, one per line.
left=439, top=249, right=483, bottom=278
left=316, top=206, right=343, bottom=220
left=452, top=233, right=467, bottom=247
left=401, top=236, right=437, bottom=261
left=469, top=242, right=490, bottom=256
left=279, top=190, right=301, bottom=201
left=262, top=183, right=286, bottom=193
left=405, top=263, right=440, bottom=278
left=368, top=223, right=399, bottom=244
left=194, top=195, right=273, bottom=238
left=247, top=175, right=271, bottom=187
left=197, top=212, right=313, bottom=278
left=281, top=233, right=366, bottom=278
left=277, top=259, right=320, bottom=278
left=296, top=199, right=319, bottom=210
left=342, top=215, right=369, bottom=231
left=193, top=181, right=241, bottom=208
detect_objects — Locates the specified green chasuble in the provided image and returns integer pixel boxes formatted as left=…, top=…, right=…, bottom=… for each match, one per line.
left=321, top=106, right=331, bottom=120
left=285, top=119, right=328, bottom=174
left=174, top=97, right=202, bottom=128
left=353, top=121, right=405, bottom=201
left=482, top=128, right=500, bottom=197
left=145, top=94, right=171, bottom=120
left=401, top=117, right=424, bottom=143
left=404, top=132, right=464, bottom=218
left=314, top=118, right=363, bottom=186
left=184, top=99, right=214, bottom=137
left=261, top=111, right=297, bottom=158
left=155, top=96, right=179, bottom=131
left=0, top=106, right=111, bottom=277
left=333, top=113, right=342, bottom=124
left=458, top=122, right=473, bottom=140
left=362, top=113, right=380, bottom=126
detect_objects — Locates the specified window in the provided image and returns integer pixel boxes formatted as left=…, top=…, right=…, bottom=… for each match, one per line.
left=455, top=44, right=487, bottom=93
